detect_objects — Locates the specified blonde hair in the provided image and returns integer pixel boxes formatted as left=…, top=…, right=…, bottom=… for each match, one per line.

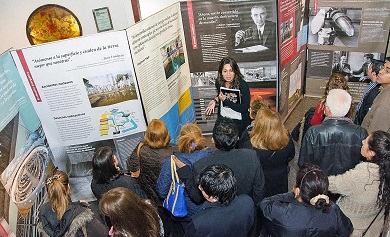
left=144, top=119, right=170, bottom=148
left=45, top=170, right=70, bottom=220
left=249, top=109, right=289, bottom=150
left=250, top=97, right=271, bottom=119
left=177, top=124, right=206, bottom=153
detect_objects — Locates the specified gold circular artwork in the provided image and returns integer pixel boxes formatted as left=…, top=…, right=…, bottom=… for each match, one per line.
left=26, top=4, right=82, bottom=45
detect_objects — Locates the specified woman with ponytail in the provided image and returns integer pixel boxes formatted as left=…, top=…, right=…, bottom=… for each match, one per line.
left=38, top=170, right=107, bottom=237
left=328, top=130, right=390, bottom=236
left=156, top=123, right=212, bottom=234
left=260, top=164, right=353, bottom=236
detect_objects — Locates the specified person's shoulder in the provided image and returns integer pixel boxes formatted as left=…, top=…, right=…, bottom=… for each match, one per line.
left=235, top=194, right=254, bottom=205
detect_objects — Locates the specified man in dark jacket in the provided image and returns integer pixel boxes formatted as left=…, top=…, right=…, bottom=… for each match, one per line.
left=176, top=116, right=265, bottom=207
left=184, top=164, right=255, bottom=237
left=354, top=59, right=383, bottom=125
left=299, top=89, right=368, bottom=176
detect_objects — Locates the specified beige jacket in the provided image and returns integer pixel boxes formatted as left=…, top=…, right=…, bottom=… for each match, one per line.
left=328, top=162, right=384, bottom=237
left=362, top=86, right=390, bottom=134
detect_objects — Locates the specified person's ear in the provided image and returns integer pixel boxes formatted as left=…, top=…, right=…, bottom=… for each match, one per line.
left=294, top=186, right=300, bottom=198
left=367, top=150, right=376, bottom=160
left=324, top=105, right=332, bottom=117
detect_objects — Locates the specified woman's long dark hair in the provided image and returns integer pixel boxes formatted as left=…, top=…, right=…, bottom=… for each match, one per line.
left=367, top=131, right=390, bottom=208
left=216, top=57, right=244, bottom=89
left=99, top=187, right=161, bottom=237
left=92, top=146, right=120, bottom=184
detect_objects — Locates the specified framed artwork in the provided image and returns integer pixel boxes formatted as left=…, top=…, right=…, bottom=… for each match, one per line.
left=92, top=7, right=114, bottom=32
left=26, top=4, right=82, bottom=45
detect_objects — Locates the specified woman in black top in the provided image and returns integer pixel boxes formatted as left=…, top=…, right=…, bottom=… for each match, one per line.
left=205, top=57, right=250, bottom=135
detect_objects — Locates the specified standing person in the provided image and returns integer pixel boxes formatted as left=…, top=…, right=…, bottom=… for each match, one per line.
left=242, top=109, right=295, bottom=198
left=238, top=97, right=271, bottom=148
left=354, top=59, right=383, bottom=125
left=183, top=164, right=255, bottom=237
left=156, top=123, right=212, bottom=234
left=260, top=164, right=353, bottom=236
left=234, top=5, right=276, bottom=51
left=99, top=187, right=163, bottom=237
left=176, top=116, right=265, bottom=206
left=126, top=119, right=175, bottom=236
left=126, top=119, right=175, bottom=206
left=91, top=146, right=146, bottom=200
left=328, top=131, right=390, bottom=236
left=38, top=170, right=108, bottom=237
left=310, top=72, right=354, bottom=126
left=205, top=57, right=250, bottom=135
left=299, top=89, right=368, bottom=177
left=362, top=57, right=390, bottom=134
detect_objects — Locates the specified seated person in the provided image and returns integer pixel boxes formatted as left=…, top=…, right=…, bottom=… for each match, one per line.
left=260, top=164, right=353, bottom=236
left=91, top=146, right=146, bottom=200
left=99, top=187, right=163, bottom=237
left=184, top=164, right=255, bottom=237
left=38, top=170, right=108, bottom=237
left=234, top=5, right=276, bottom=52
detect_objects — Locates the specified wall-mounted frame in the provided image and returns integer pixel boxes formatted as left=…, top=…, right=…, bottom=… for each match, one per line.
left=92, top=7, right=114, bottom=32
left=26, top=4, right=82, bottom=45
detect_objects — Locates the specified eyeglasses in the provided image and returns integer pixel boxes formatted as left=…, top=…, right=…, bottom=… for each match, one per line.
left=379, top=65, right=390, bottom=74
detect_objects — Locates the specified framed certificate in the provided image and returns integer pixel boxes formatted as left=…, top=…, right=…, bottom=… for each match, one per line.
left=92, top=7, right=114, bottom=32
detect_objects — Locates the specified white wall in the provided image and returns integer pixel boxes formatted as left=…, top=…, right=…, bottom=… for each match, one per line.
left=0, top=0, right=135, bottom=53
left=138, top=0, right=180, bottom=19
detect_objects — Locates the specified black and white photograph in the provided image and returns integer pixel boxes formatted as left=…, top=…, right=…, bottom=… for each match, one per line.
left=308, top=7, right=361, bottom=47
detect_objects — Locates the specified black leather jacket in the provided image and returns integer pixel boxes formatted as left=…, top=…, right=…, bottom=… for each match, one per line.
left=298, top=118, right=368, bottom=176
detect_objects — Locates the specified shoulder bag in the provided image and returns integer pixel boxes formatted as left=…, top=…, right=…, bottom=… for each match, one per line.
left=163, top=155, right=188, bottom=217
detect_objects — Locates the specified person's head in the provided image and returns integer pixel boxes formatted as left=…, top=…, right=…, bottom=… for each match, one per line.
left=295, top=164, right=330, bottom=213
left=325, top=89, right=352, bottom=117
left=217, top=57, right=244, bottom=89
left=364, top=53, right=374, bottom=63
left=249, top=97, right=271, bottom=119
left=212, top=117, right=239, bottom=151
left=198, top=164, right=237, bottom=205
left=249, top=109, right=289, bottom=150
left=362, top=131, right=390, bottom=163
left=251, top=5, right=267, bottom=28
left=322, top=72, right=350, bottom=101
left=99, top=187, right=160, bottom=237
left=377, top=57, right=390, bottom=88
left=45, top=170, right=71, bottom=220
left=177, top=123, right=206, bottom=153
left=361, top=131, right=390, bottom=208
left=368, top=59, right=385, bottom=82
left=92, top=146, right=120, bottom=184
left=144, top=119, right=170, bottom=149
left=340, top=55, right=347, bottom=64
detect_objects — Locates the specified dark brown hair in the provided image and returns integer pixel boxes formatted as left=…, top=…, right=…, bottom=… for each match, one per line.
left=99, top=187, right=161, bottom=237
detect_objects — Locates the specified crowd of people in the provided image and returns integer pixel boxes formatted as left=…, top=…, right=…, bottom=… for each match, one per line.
left=37, top=56, right=390, bottom=237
